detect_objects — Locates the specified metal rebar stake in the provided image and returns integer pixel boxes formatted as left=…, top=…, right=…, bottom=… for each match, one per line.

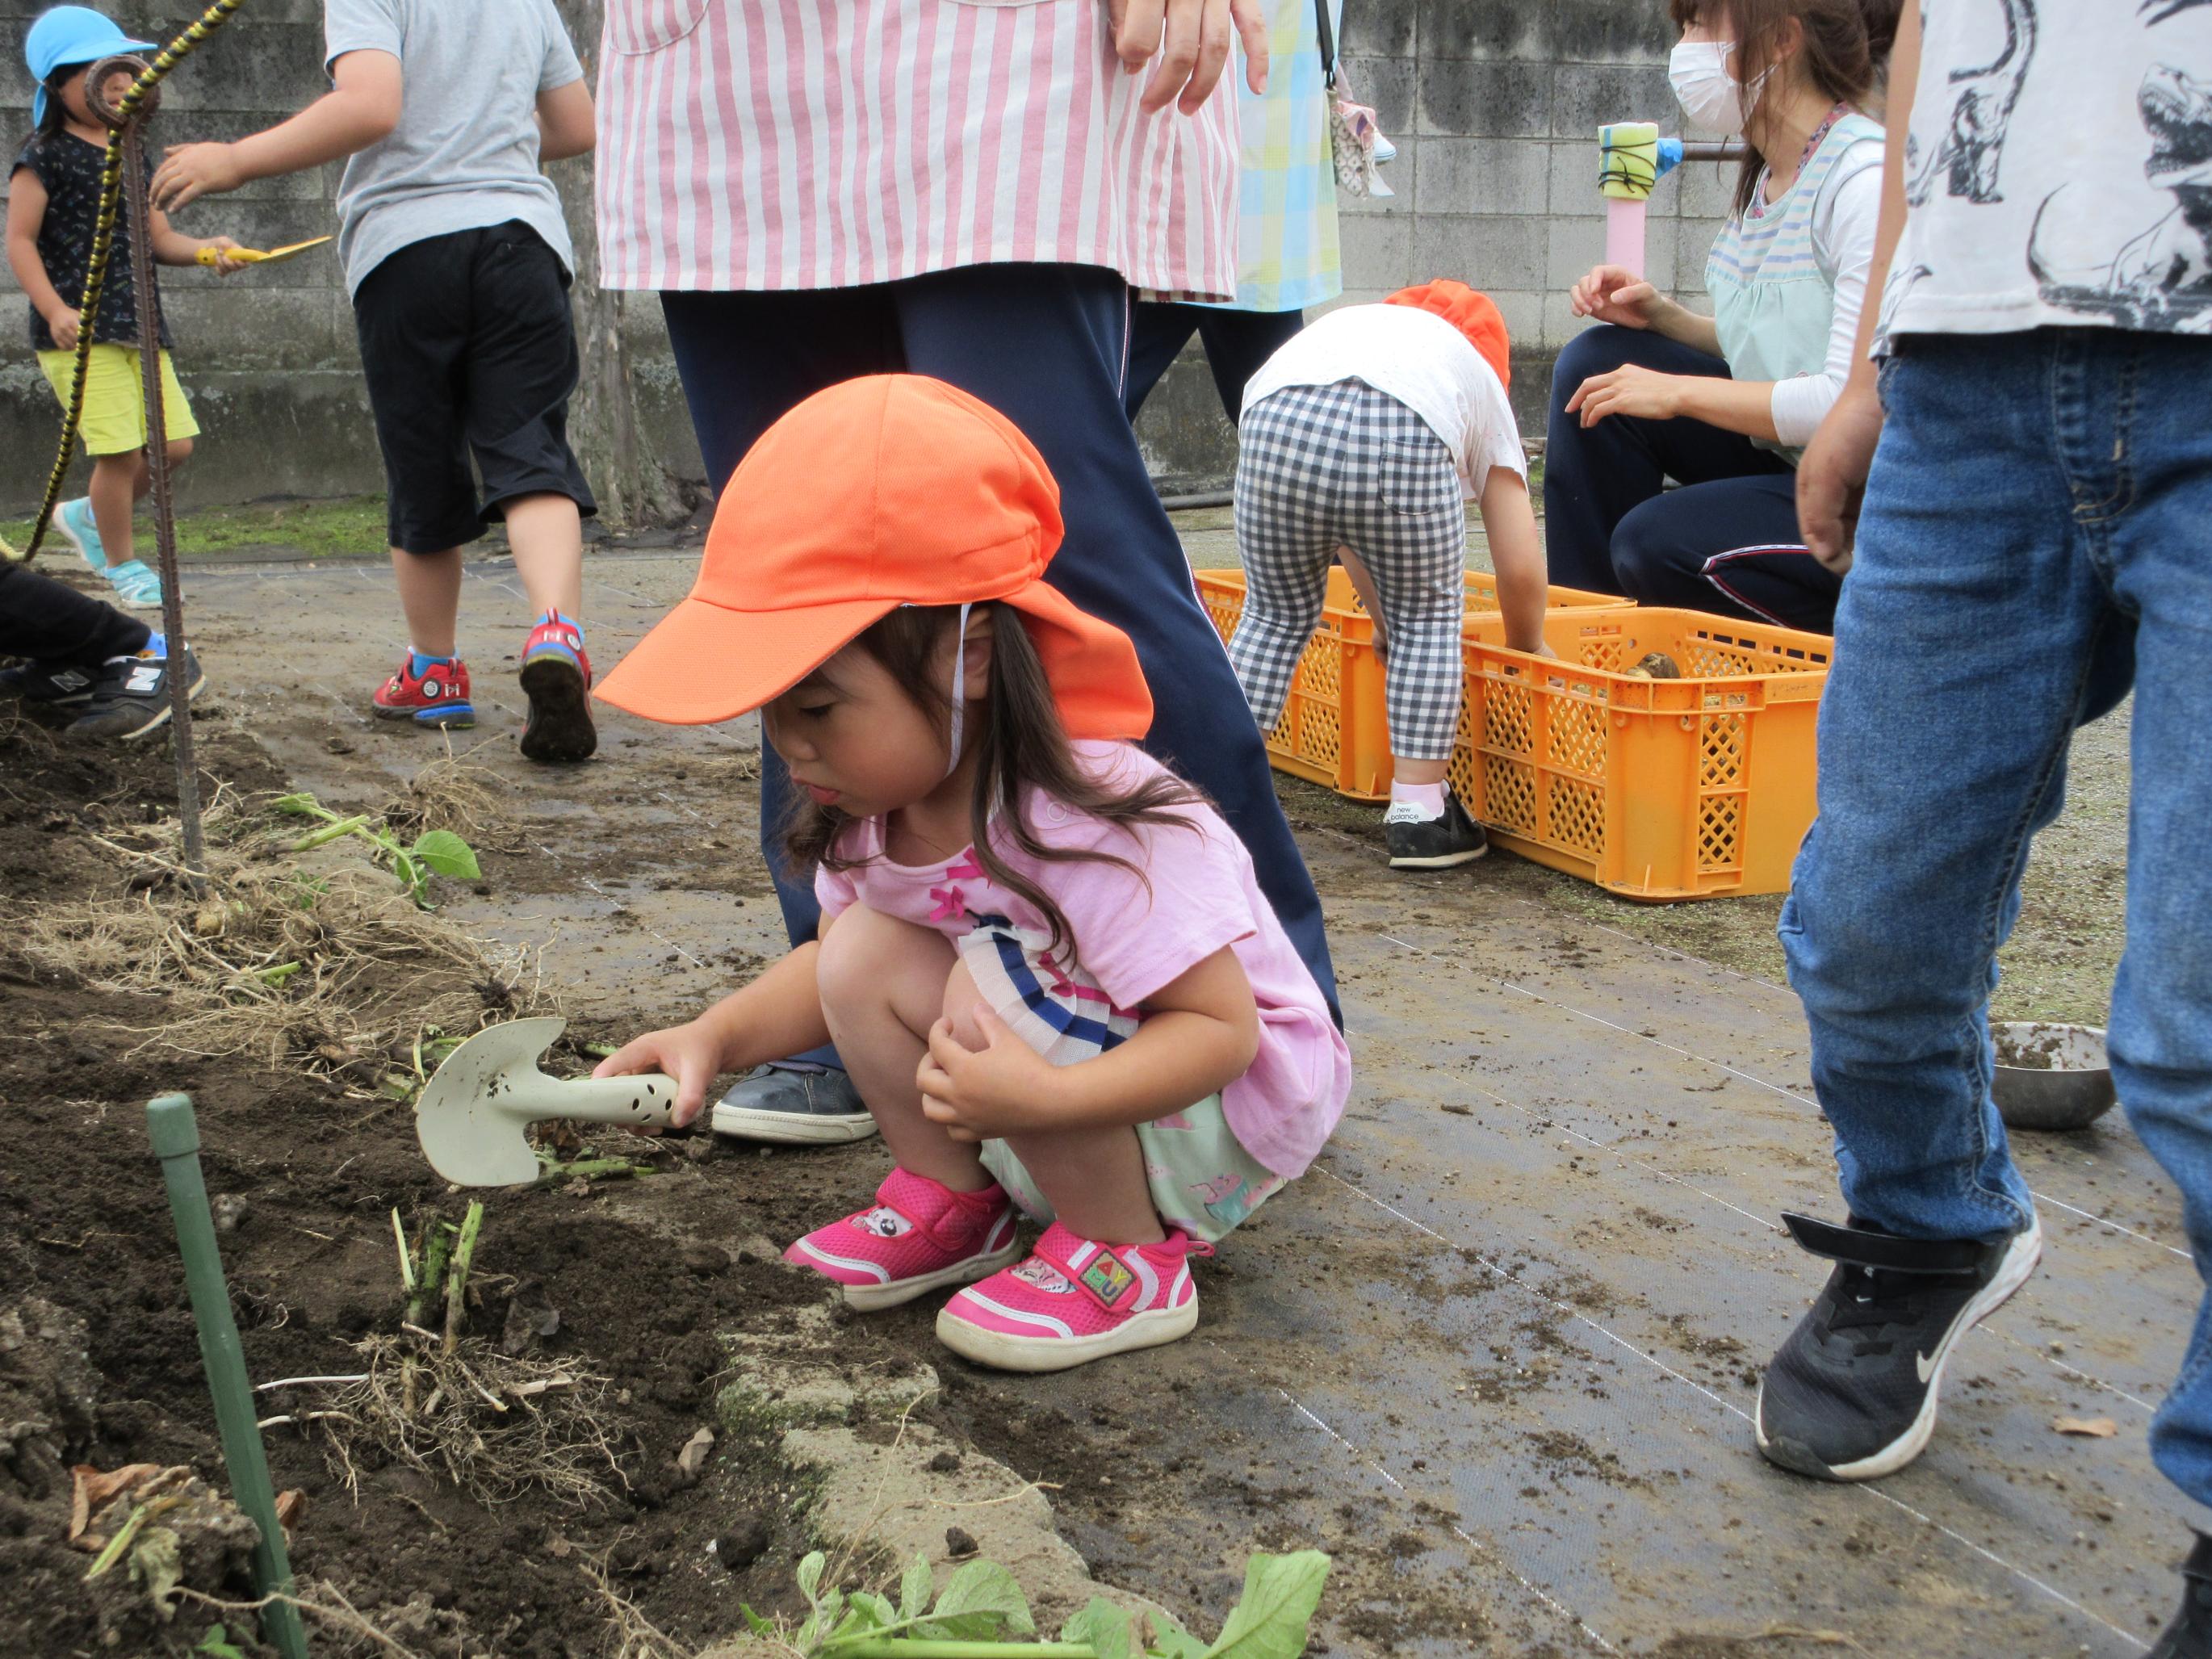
left=94, top=57, right=206, bottom=876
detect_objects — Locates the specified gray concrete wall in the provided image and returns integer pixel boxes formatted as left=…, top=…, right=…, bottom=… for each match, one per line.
left=4, top=1, right=1731, bottom=511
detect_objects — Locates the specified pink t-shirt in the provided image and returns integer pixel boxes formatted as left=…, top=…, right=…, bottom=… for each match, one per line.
left=814, top=743, right=1350, bottom=1179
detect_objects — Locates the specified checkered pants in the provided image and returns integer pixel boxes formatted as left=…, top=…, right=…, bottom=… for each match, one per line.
left=1229, top=379, right=1469, bottom=761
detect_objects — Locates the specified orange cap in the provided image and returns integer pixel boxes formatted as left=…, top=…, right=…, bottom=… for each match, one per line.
left=1385, top=280, right=1511, bottom=391
left=593, top=375, right=1153, bottom=740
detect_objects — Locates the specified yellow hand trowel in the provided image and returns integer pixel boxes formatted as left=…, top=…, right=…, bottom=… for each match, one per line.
left=196, top=235, right=332, bottom=267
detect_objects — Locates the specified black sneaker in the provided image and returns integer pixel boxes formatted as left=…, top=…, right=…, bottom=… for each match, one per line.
left=1756, top=1211, right=2042, bottom=1481
left=2151, top=1532, right=2212, bottom=1659
left=64, top=645, right=207, bottom=742
left=710, top=1062, right=878, bottom=1145
left=0, top=659, right=101, bottom=704
left=1385, top=793, right=1488, bottom=869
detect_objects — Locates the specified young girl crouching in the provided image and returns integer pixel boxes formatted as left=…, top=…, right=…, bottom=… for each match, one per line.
left=592, top=375, right=1351, bottom=1372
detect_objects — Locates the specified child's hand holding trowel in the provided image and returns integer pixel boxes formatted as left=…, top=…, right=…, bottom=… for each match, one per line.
left=593, top=1017, right=735, bottom=1131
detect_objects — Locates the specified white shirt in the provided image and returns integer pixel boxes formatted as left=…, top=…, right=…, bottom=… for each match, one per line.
left=1765, top=153, right=1882, bottom=448
left=1883, top=0, right=2212, bottom=339
left=1242, top=304, right=1527, bottom=499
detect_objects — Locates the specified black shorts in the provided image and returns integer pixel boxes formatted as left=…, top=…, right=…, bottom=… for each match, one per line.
left=352, top=220, right=597, bottom=555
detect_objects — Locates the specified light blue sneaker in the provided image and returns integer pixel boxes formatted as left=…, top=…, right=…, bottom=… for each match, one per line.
left=103, top=559, right=164, bottom=610
left=55, top=497, right=106, bottom=572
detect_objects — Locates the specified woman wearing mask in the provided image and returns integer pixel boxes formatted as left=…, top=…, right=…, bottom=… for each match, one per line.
left=1543, top=0, right=1896, bottom=634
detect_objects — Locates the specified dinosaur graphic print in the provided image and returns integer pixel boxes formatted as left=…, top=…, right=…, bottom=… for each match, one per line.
left=2031, top=63, right=2212, bottom=329
left=1907, top=0, right=2038, bottom=206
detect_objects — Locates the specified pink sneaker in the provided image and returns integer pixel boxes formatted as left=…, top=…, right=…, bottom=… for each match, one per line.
left=935, top=1222, right=1207, bottom=1372
left=784, top=1169, right=1019, bottom=1311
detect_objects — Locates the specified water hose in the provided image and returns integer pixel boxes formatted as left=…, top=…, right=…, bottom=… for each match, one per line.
left=12, top=0, right=249, bottom=568
left=147, top=1092, right=312, bottom=1658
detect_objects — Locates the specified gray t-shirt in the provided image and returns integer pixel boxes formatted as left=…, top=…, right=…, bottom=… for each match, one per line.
left=324, top=0, right=583, bottom=295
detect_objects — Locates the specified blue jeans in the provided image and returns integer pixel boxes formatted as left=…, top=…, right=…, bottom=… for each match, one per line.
left=660, top=266, right=1343, bottom=1074
left=1780, top=328, right=2210, bottom=1505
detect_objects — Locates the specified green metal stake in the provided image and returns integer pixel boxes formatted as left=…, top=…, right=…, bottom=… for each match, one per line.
left=146, top=1092, right=312, bottom=1658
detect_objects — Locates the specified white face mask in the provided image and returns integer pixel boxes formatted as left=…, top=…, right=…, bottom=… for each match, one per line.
left=1669, top=40, right=1765, bottom=136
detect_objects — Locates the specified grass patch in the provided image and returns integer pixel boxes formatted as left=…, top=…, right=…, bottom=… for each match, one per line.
left=2, top=496, right=388, bottom=563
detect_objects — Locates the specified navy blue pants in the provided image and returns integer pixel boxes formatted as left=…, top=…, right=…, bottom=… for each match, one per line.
left=1544, top=325, right=1842, bottom=634
left=1122, top=300, right=1305, bottom=423
left=660, top=265, right=1342, bottom=1065
left=0, top=559, right=148, bottom=665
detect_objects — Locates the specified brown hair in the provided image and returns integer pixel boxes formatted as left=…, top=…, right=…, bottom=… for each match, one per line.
left=781, top=604, right=1206, bottom=961
left=1667, top=0, right=1901, bottom=215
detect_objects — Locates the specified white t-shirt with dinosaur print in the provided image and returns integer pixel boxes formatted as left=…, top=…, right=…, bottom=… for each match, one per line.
left=1883, top=0, right=2212, bottom=338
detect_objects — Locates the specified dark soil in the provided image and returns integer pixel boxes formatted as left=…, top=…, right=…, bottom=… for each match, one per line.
left=0, top=710, right=906, bottom=1657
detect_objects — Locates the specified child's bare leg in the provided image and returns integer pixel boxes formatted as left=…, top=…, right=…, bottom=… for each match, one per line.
left=501, top=492, right=584, bottom=619
left=389, top=547, right=463, bottom=658
left=818, top=905, right=992, bottom=1193
left=86, top=454, right=138, bottom=568
left=939, top=964, right=1167, bottom=1246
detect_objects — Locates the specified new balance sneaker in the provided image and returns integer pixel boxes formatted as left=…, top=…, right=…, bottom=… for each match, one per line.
left=1, top=659, right=101, bottom=704
left=784, top=1169, right=1020, bottom=1311
left=1755, top=1211, right=2042, bottom=1481
left=1384, top=791, right=1487, bottom=870
left=711, top=1062, right=878, bottom=1145
left=65, top=643, right=205, bottom=742
left=936, top=1223, right=1206, bottom=1372
left=2151, top=1532, right=2212, bottom=1659
left=518, top=612, right=596, bottom=764
left=373, top=653, right=474, bottom=727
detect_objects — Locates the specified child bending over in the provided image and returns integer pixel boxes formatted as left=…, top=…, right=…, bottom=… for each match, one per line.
left=6, top=6, right=245, bottom=612
left=1232, top=281, right=1547, bottom=870
left=594, top=376, right=1351, bottom=1372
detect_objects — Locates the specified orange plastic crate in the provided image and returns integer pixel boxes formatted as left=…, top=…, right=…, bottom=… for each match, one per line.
left=1450, top=610, right=1830, bottom=901
left=1192, top=566, right=1623, bottom=801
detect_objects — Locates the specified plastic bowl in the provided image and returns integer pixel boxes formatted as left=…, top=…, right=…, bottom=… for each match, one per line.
left=1991, top=1022, right=2117, bottom=1133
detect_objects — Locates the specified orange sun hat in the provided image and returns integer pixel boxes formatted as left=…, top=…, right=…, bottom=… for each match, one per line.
left=1385, top=279, right=1511, bottom=391
left=593, top=375, right=1154, bottom=740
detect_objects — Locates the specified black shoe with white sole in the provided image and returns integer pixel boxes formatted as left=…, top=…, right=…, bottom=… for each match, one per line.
left=64, top=645, right=206, bottom=742
left=1755, top=1210, right=2042, bottom=1481
left=2151, top=1532, right=2212, bottom=1659
left=1385, top=793, right=1488, bottom=870
left=710, top=1062, right=878, bottom=1145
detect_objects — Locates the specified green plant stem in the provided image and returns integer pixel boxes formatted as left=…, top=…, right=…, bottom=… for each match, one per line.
left=828, top=1644, right=1096, bottom=1658
left=442, top=1201, right=484, bottom=1351
left=252, top=961, right=301, bottom=987
left=534, top=1157, right=648, bottom=1186
left=406, top=1220, right=451, bottom=1329
left=288, top=815, right=371, bottom=853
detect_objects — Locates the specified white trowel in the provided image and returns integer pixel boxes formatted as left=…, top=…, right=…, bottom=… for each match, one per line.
left=415, top=1016, right=678, bottom=1188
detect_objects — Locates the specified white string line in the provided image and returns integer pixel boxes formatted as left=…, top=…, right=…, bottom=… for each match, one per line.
left=1318, top=1165, right=2150, bottom=1653
left=1200, top=1338, right=1618, bottom=1657
left=1377, top=932, right=2192, bottom=1265
left=1448, top=1071, right=2156, bottom=1414
left=527, top=836, right=712, bottom=974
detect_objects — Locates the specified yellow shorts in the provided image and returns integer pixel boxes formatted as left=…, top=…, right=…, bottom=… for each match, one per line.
left=38, top=346, right=200, bottom=456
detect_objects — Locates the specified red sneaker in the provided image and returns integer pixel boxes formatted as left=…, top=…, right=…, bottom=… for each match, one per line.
left=518, top=613, right=596, bottom=763
left=936, top=1223, right=1208, bottom=1372
left=372, top=654, right=474, bottom=727
left=785, top=1169, right=1020, bottom=1311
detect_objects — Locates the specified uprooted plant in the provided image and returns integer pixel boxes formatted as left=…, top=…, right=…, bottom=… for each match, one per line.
left=272, top=790, right=481, bottom=909
left=257, top=1202, right=626, bottom=1510
left=722, top=1547, right=1330, bottom=1659
left=2, top=784, right=543, bottom=1068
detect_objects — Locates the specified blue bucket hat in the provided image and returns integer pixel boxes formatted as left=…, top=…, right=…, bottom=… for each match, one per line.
left=26, top=6, right=157, bottom=129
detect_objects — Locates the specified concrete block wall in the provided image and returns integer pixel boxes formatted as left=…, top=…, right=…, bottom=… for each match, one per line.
left=4, top=1, right=1734, bottom=509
